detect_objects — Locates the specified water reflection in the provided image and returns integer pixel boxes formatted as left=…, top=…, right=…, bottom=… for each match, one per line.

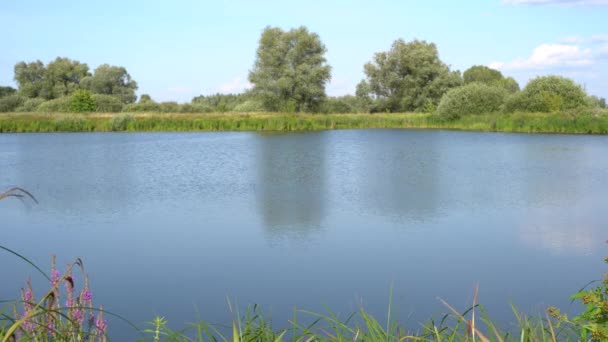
left=255, top=132, right=327, bottom=239
left=517, top=138, right=606, bottom=255
left=14, top=134, right=136, bottom=220
left=351, top=130, right=441, bottom=222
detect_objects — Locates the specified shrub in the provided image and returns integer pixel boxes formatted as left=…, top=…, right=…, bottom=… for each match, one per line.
left=122, top=101, right=161, bottom=112
left=0, top=94, right=26, bottom=112
left=36, top=96, right=72, bottom=113
left=436, top=83, right=508, bottom=119
left=320, top=96, right=358, bottom=114
left=92, top=94, right=123, bottom=112
left=15, top=98, right=45, bottom=112
left=70, top=89, right=96, bottom=112
left=108, top=113, right=134, bottom=131
left=179, top=103, right=214, bottom=113
left=505, top=76, right=589, bottom=113
left=159, top=101, right=180, bottom=113
left=233, top=100, right=266, bottom=113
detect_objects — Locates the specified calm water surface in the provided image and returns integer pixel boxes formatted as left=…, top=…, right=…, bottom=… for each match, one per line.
left=1, top=130, right=607, bottom=339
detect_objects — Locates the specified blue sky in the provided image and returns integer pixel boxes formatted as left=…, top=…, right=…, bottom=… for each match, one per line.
left=1, top=0, right=607, bottom=102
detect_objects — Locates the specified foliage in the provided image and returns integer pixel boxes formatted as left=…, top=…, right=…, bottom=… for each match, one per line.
left=436, top=83, right=508, bottom=119
left=360, top=39, right=462, bottom=112
left=587, top=95, right=607, bottom=109
left=233, top=99, right=265, bottom=112
left=15, top=98, right=46, bottom=112
left=0, top=94, right=26, bottom=112
left=0, top=86, right=16, bottom=98
left=108, top=113, right=134, bottom=131
left=159, top=102, right=180, bottom=113
left=91, top=94, right=123, bottom=112
left=463, top=65, right=520, bottom=93
left=13, top=60, right=47, bottom=98
left=123, top=100, right=161, bottom=112
left=248, top=26, right=332, bottom=112
left=505, top=76, right=589, bottom=113
left=44, top=57, right=91, bottom=99
left=36, top=97, right=73, bottom=113
left=81, top=64, right=138, bottom=104
left=567, top=255, right=608, bottom=340
left=320, top=96, right=362, bottom=114
left=178, top=103, right=214, bottom=113
left=70, top=90, right=96, bottom=112
left=463, top=65, right=503, bottom=85
left=192, top=93, right=250, bottom=112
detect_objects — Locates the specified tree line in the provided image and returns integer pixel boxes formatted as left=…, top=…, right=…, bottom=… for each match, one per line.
left=0, top=26, right=605, bottom=115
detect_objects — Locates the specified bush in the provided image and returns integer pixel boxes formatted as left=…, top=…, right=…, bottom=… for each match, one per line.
left=159, top=101, right=180, bottom=113
left=123, top=101, right=161, bottom=112
left=436, top=83, right=508, bottom=119
left=0, top=94, right=26, bottom=112
left=320, top=96, right=359, bottom=114
left=108, top=113, right=134, bottom=131
left=35, top=96, right=72, bottom=112
left=233, top=100, right=265, bottom=113
left=15, top=98, right=45, bottom=112
left=92, top=94, right=123, bottom=112
left=179, top=103, right=214, bottom=113
left=70, top=89, right=96, bottom=112
left=506, top=76, right=589, bottom=113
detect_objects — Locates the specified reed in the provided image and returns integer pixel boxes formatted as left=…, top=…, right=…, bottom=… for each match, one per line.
left=0, top=111, right=607, bottom=134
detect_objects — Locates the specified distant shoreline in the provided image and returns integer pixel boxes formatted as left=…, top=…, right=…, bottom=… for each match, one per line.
left=0, top=112, right=607, bottom=134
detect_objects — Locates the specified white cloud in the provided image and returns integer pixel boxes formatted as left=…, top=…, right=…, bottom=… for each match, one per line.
left=504, top=0, right=608, bottom=5
left=590, top=34, right=608, bottom=43
left=599, top=45, right=608, bottom=58
left=216, top=77, right=252, bottom=94
left=489, top=43, right=594, bottom=70
left=559, top=34, right=608, bottom=44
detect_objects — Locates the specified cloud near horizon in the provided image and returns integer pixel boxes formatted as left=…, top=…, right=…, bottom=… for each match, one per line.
left=489, top=43, right=595, bottom=70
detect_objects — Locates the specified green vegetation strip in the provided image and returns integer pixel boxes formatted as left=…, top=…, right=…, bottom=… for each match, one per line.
left=0, top=112, right=607, bottom=134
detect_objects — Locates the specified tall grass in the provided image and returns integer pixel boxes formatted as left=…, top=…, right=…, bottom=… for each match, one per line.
left=0, top=111, right=607, bottom=134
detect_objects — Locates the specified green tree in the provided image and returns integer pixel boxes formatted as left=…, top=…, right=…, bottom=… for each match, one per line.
left=82, top=64, right=138, bottom=104
left=70, top=89, right=96, bottom=112
left=361, top=39, right=462, bottom=112
left=463, top=65, right=519, bottom=93
left=0, top=86, right=16, bottom=98
left=248, top=26, right=332, bottom=112
left=503, top=75, right=589, bottom=113
left=463, top=65, right=503, bottom=85
left=44, top=57, right=90, bottom=99
left=14, top=60, right=46, bottom=98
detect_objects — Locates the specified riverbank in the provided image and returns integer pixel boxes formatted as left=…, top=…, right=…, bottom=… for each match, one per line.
left=0, top=111, right=607, bottom=134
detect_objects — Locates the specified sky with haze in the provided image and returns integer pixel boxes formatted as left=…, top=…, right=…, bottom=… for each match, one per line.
left=1, top=0, right=607, bottom=102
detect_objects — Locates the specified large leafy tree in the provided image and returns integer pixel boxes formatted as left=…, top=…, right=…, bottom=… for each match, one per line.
left=81, top=64, right=138, bottom=104
left=14, top=60, right=47, bottom=98
left=361, top=39, right=462, bottom=112
left=14, top=58, right=90, bottom=99
left=45, top=57, right=90, bottom=99
left=248, top=26, right=332, bottom=112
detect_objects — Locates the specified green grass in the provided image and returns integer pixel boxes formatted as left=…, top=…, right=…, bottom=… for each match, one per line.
left=0, top=111, right=607, bottom=134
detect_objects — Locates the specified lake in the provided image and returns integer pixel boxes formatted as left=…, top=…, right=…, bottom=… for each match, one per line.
left=1, top=129, right=607, bottom=340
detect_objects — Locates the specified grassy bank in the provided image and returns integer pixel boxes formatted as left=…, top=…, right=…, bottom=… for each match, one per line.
left=0, top=111, right=607, bottom=134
